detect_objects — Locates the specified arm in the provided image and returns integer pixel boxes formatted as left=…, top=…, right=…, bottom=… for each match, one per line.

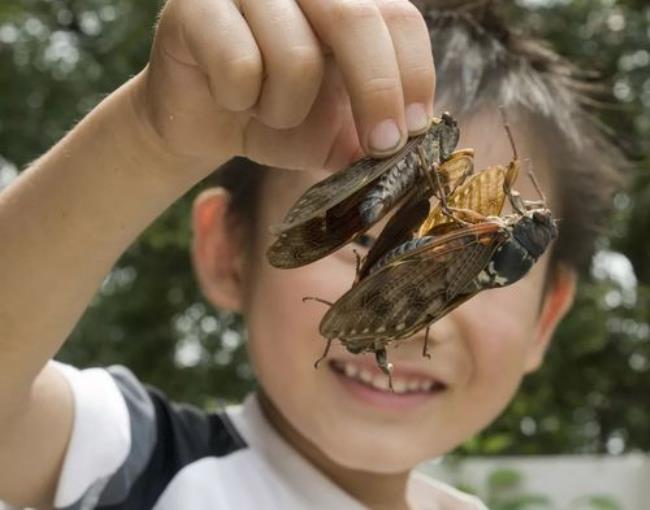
left=0, top=75, right=219, bottom=508
left=0, top=0, right=435, bottom=506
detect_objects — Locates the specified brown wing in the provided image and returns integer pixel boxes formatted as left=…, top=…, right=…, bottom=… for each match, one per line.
left=266, top=187, right=369, bottom=268
left=418, top=164, right=511, bottom=236
left=319, top=221, right=508, bottom=342
left=271, top=133, right=430, bottom=234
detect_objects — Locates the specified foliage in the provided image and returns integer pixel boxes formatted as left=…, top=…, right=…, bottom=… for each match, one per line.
left=446, top=464, right=621, bottom=510
left=0, top=0, right=648, bottom=453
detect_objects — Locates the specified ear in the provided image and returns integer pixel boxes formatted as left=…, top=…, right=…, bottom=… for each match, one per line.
left=524, top=265, right=577, bottom=373
left=191, top=188, right=245, bottom=312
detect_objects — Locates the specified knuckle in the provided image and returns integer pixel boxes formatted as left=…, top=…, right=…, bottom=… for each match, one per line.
left=361, top=76, right=402, bottom=100
left=259, top=103, right=302, bottom=130
left=280, top=46, right=323, bottom=81
left=222, top=53, right=263, bottom=87
left=404, top=64, right=435, bottom=86
left=327, top=0, right=380, bottom=25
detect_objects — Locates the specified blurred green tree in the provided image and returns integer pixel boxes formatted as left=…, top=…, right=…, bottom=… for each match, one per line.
left=0, top=0, right=648, bottom=453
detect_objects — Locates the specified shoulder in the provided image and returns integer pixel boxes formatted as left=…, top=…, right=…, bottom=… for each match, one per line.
left=49, top=361, right=248, bottom=509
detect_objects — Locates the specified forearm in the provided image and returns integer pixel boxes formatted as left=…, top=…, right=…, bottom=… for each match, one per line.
left=0, top=72, right=224, bottom=404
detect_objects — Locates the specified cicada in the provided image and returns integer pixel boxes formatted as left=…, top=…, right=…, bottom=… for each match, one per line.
left=266, top=113, right=466, bottom=269
left=350, top=148, right=485, bottom=282
left=314, top=137, right=556, bottom=389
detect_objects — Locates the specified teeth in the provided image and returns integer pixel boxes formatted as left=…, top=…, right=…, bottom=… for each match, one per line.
left=344, top=362, right=358, bottom=378
left=420, top=380, right=433, bottom=391
left=371, top=374, right=391, bottom=391
left=392, top=378, right=407, bottom=394
left=359, top=369, right=373, bottom=383
left=335, top=360, right=441, bottom=394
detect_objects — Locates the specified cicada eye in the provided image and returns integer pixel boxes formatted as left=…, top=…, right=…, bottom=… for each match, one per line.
left=533, top=210, right=550, bottom=224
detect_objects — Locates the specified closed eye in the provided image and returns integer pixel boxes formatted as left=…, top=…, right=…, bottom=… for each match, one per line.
left=354, top=233, right=375, bottom=249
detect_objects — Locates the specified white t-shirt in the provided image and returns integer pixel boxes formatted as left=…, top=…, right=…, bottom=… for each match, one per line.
left=47, top=361, right=487, bottom=510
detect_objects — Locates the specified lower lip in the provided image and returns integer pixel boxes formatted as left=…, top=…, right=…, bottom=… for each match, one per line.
left=330, top=365, right=444, bottom=411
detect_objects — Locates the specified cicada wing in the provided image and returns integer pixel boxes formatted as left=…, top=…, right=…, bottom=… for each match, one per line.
left=266, top=186, right=370, bottom=268
left=271, top=135, right=428, bottom=234
left=320, top=222, right=508, bottom=341
left=357, top=189, right=431, bottom=280
left=418, top=165, right=510, bottom=236
left=436, top=148, right=475, bottom=196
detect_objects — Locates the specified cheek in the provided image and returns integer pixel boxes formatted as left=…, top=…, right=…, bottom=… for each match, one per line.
left=243, top=250, right=356, bottom=394
left=456, top=269, right=545, bottom=409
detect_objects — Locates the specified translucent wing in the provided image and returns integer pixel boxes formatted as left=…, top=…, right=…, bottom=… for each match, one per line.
left=417, top=163, right=517, bottom=236
left=436, top=148, right=475, bottom=196
left=320, top=221, right=508, bottom=343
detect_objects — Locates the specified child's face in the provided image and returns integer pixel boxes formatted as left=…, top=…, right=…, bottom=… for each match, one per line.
left=193, top=109, right=576, bottom=473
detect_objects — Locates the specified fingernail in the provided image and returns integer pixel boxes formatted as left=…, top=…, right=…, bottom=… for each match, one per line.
left=369, top=119, right=402, bottom=154
left=405, top=103, right=429, bottom=133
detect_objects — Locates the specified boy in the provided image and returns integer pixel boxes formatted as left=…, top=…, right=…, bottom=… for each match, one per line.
left=0, top=1, right=622, bottom=509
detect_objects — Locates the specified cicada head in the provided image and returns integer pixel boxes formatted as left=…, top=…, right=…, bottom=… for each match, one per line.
left=513, top=208, right=558, bottom=260
left=483, top=209, right=557, bottom=289
left=419, top=113, right=460, bottom=168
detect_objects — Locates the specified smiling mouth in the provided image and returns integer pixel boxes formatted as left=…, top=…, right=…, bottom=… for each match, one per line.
left=329, top=359, right=447, bottom=395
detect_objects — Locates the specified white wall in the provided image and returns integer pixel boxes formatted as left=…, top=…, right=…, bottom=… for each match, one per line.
left=422, top=454, right=650, bottom=510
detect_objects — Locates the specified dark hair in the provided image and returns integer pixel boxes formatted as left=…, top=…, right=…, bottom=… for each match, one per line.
left=203, top=1, right=626, bottom=271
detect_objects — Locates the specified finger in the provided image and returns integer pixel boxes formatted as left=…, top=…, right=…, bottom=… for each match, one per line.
left=244, top=59, right=360, bottom=171
left=176, top=0, right=263, bottom=111
left=240, top=0, right=325, bottom=129
left=296, top=0, right=407, bottom=157
left=375, top=0, right=435, bottom=135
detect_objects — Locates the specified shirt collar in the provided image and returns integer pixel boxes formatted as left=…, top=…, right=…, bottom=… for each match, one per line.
left=226, top=393, right=366, bottom=510
left=226, top=393, right=485, bottom=510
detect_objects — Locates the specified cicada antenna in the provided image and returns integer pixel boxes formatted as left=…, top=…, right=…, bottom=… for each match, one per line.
left=499, top=106, right=518, bottom=162
left=302, top=296, right=334, bottom=307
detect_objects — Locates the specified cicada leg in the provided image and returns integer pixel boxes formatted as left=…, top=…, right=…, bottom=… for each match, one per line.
left=446, top=207, right=487, bottom=224
left=416, top=147, right=446, bottom=203
left=416, top=146, right=476, bottom=226
left=352, top=248, right=364, bottom=277
left=374, top=346, right=394, bottom=392
left=422, top=325, right=432, bottom=360
left=522, top=199, right=546, bottom=211
left=302, top=296, right=334, bottom=307
left=526, top=164, right=547, bottom=204
left=314, top=337, right=333, bottom=369
left=508, top=190, right=527, bottom=215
